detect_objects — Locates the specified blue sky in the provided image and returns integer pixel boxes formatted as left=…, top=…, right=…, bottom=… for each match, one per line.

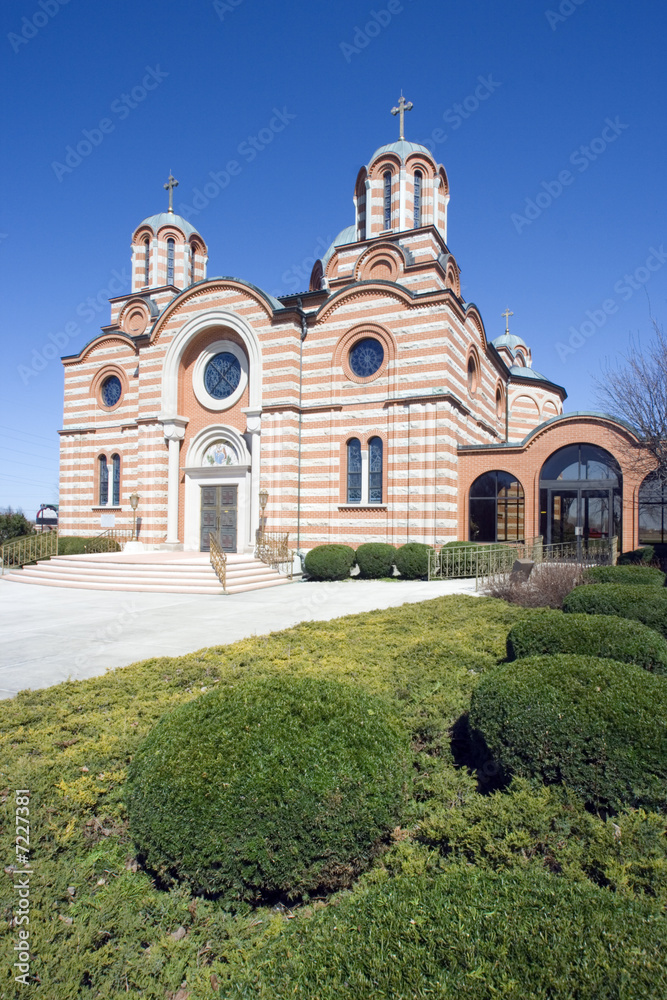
left=1, top=0, right=666, bottom=515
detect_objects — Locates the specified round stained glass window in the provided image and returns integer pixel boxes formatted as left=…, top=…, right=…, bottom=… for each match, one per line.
left=204, top=352, right=242, bottom=400
left=349, top=338, right=384, bottom=378
left=101, top=375, right=122, bottom=407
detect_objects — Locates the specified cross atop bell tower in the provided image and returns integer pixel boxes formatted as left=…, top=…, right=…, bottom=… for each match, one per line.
left=164, top=173, right=179, bottom=213
left=391, top=94, right=413, bottom=140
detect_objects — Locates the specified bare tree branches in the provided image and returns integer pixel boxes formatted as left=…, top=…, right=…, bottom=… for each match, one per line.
left=596, top=321, right=667, bottom=483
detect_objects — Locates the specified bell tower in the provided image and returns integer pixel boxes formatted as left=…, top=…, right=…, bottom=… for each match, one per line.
left=130, top=174, right=208, bottom=293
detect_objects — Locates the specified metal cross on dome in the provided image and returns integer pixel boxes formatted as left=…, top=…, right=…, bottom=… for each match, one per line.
left=502, top=308, right=514, bottom=335
left=164, top=173, right=179, bottom=213
left=391, top=94, right=413, bottom=140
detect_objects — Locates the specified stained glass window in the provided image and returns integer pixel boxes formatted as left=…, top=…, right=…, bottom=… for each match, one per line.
left=413, top=171, right=422, bottom=228
left=167, top=237, right=175, bottom=285
left=99, top=455, right=108, bottom=506
left=111, top=454, right=120, bottom=506
left=349, top=338, right=384, bottom=378
left=369, top=437, right=383, bottom=503
left=347, top=439, right=361, bottom=503
left=383, top=171, right=392, bottom=229
left=101, top=375, right=122, bottom=408
left=204, top=352, right=242, bottom=400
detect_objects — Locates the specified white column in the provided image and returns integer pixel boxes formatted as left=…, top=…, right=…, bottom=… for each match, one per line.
left=244, top=408, right=262, bottom=550
left=160, top=416, right=188, bottom=547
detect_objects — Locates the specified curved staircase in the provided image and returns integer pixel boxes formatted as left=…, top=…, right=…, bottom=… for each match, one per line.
left=1, top=551, right=292, bottom=595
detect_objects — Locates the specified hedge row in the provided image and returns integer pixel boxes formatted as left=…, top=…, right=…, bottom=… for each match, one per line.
left=618, top=545, right=655, bottom=565
left=563, top=583, right=667, bottom=638
left=583, top=564, right=666, bottom=587
left=126, top=675, right=411, bottom=902
left=305, top=542, right=433, bottom=580
left=506, top=609, right=667, bottom=673
left=470, top=654, right=667, bottom=812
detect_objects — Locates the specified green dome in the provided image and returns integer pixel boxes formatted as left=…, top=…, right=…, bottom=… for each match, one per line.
left=135, top=212, right=200, bottom=238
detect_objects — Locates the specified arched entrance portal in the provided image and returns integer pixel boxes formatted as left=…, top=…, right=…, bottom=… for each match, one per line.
left=539, top=444, right=622, bottom=548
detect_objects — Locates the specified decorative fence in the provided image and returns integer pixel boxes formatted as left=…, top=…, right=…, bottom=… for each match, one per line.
left=429, top=536, right=618, bottom=589
left=0, top=530, right=59, bottom=571
left=83, top=529, right=134, bottom=554
left=255, top=530, right=293, bottom=579
left=209, top=534, right=228, bottom=593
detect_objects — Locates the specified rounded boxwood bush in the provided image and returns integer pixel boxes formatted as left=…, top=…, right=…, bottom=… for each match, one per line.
left=224, top=865, right=667, bottom=999
left=395, top=542, right=432, bottom=579
left=355, top=542, right=396, bottom=579
left=507, top=609, right=667, bottom=673
left=618, top=545, right=655, bottom=565
left=583, top=564, right=666, bottom=586
left=304, top=544, right=356, bottom=581
left=126, top=675, right=411, bottom=901
left=563, top=583, right=667, bottom=638
left=469, top=654, right=667, bottom=812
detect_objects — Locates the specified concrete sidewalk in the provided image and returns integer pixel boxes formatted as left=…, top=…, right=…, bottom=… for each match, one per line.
left=0, top=577, right=478, bottom=699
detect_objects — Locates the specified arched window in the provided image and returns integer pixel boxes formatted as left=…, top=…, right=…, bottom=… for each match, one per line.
left=347, top=439, right=362, bottom=503
left=167, top=237, right=175, bottom=285
left=383, top=171, right=392, bottom=230
left=190, top=244, right=196, bottom=285
left=368, top=437, right=383, bottom=503
left=467, top=354, right=479, bottom=395
left=111, top=454, right=121, bottom=507
left=639, top=472, right=667, bottom=544
left=539, top=444, right=622, bottom=547
left=143, top=237, right=150, bottom=285
left=98, top=455, right=108, bottom=506
left=413, top=171, right=422, bottom=228
left=469, top=471, right=525, bottom=543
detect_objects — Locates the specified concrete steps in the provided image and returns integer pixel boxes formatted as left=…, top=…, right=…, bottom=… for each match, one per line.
left=0, top=552, right=293, bottom=595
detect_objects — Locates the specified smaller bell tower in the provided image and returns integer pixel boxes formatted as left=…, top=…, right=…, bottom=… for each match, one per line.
left=130, top=174, right=208, bottom=293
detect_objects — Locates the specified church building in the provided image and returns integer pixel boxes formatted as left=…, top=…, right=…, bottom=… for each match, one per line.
left=58, top=101, right=663, bottom=556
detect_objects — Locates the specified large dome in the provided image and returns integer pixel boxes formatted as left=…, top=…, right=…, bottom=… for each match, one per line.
left=135, top=212, right=200, bottom=238
left=369, top=139, right=434, bottom=165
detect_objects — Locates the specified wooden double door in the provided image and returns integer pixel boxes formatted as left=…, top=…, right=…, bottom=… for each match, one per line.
left=200, top=485, right=237, bottom=552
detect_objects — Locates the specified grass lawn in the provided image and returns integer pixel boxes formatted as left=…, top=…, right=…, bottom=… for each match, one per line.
left=1, top=594, right=666, bottom=999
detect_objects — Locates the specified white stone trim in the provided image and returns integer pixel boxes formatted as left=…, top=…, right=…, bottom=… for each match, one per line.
left=192, top=339, right=249, bottom=412
left=160, top=308, right=263, bottom=417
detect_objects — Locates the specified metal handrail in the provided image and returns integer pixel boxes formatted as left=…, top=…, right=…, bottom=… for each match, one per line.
left=0, top=530, right=59, bottom=572
left=255, top=530, right=293, bottom=579
left=84, top=529, right=133, bottom=554
left=209, top=533, right=227, bottom=593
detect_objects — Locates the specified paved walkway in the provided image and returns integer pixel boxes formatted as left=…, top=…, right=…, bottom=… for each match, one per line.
left=0, top=577, right=478, bottom=699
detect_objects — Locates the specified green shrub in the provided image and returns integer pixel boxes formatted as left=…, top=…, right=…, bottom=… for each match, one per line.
left=223, top=864, right=667, bottom=999
left=304, top=544, right=356, bottom=580
left=355, top=542, right=396, bottom=578
left=469, top=654, right=667, bottom=812
left=126, top=675, right=411, bottom=901
left=56, top=536, right=90, bottom=555
left=563, top=583, right=667, bottom=637
left=395, top=542, right=432, bottom=579
left=583, top=564, right=665, bottom=586
left=618, top=545, right=655, bottom=565
left=507, top=609, right=667, bottom=673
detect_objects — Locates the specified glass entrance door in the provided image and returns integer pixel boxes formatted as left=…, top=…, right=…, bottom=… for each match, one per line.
left=542, top=487, right=620, bottom=546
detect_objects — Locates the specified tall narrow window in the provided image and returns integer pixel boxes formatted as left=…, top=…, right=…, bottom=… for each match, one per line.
left=167, top=237, right=175, bottom=285
left=190, top=244, right=196, bottom=285
left=144, top=237, right=150, bottom=285
left=383, top=171, right=392, bottom=230
left=111, top=454, right=121, bottom=506
left=413, top=171, right=422, bottom=228
left=347, top=439, right=362, bottom=503
left=368, top=437, right=383, bottom=503
left=98, top=455, right=108, bottom=506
